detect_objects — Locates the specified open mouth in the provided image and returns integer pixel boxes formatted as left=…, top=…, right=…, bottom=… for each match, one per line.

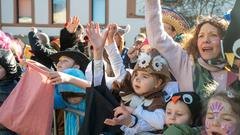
left=211, top=132, right=222, bottom=135
left=202, top=47, right=213, bottom=52
left=134, top=85, right=140, bottom=89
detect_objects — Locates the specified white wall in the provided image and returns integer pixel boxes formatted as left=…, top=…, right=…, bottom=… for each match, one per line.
left=34, top=0, right=49, bottom=24
left=1, top=0, right=145, bottom=47
left=70, top=0, right=89, bottom=24
left=1, top=0, right=14, bottom=23
left=1, top=27, right=62, bottom=36
left=109, top=0, right=145, bottom=47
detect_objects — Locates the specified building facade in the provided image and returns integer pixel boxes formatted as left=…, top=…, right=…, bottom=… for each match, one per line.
left=0, top=0, right=148, bottom=47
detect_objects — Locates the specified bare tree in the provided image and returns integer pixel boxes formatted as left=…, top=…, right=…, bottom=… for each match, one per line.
left=165, top=0, right=236, bottom=22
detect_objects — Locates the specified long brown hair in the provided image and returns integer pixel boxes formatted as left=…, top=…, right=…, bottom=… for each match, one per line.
left=182, top=16, right=228, bottom=60
left=114, top=33, right=125, bottom=54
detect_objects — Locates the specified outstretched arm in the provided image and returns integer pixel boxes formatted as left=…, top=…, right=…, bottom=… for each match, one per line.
left=105, top=24, right=126, bottom=78
left=60, top=16, right=79, bottom=51
left=145, top=0, right=194, bottom=91
left=48, top=71, right=91, bottom=89
left=104, top=105, right=158, bottom=133
left=28, top=27, right=57, bottom=56
left=85, top=23, right=127, bottom=88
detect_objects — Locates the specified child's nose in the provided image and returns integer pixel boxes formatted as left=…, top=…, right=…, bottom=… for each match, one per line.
left=212, top=119, right=221, bottom=127
left=169, top=114, right=176, bottom=120
left=135, top=77, right=141, bottom=82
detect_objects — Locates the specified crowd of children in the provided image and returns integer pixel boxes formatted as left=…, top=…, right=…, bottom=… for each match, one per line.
left=0, top=0, right=239, bottom=135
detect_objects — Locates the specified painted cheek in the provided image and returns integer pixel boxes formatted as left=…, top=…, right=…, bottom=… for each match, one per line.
left=205, top=119, right=212, bottom=129
left=210, top=37, right=221, bottom=45
left=221, top=123, right=236, bottom=135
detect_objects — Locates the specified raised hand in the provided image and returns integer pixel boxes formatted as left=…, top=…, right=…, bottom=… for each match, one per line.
left=48, top=71, right=91, bottom=88
left=106, top=24, right=118, bottom=45
left=48, top=71, right=69, bottom=85
left=66, top=16, right=80, bottom=33
left=86, top=22, right=109, bottom=51
left=127, top=43, right=142, bottom=61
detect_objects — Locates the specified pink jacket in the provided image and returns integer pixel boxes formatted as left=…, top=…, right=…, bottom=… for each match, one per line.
left=144, top=0, right=228, bottom=92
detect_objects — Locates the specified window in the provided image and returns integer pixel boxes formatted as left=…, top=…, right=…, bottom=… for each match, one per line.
left=52, top=0, right=67, bottom=24
left=127, top=0, right=144, bottom=18
left=127, top=0, right=180, bottom=18
left=92, top=0, right=107, bottom=24
left=17, top=0, right=33, bottom=23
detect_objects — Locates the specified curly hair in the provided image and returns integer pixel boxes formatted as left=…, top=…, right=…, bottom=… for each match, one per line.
left=182, top=16, right=228, bottom=60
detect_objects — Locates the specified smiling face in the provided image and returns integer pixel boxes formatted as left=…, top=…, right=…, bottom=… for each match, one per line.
left=165, top=100, right=192, bottom=126
left=131, top=70, right=162, bottom=96
left=197, top=23, right=222, bottom=61
left=205, top=98, right=239, bottom=135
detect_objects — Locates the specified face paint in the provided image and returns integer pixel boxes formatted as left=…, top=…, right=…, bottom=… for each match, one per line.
left=210, top=101, right=224, bottom=118
left=205, top=119, right=211, bottom=129
left=205, top=99, right=239, bottom=135
left=197, top=23, right=222, bottom=60
left=221, top=123, right=236, bottom=135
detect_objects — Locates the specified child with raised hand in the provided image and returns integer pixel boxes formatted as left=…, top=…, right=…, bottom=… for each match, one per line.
left=103, top=48, right=171, bottom=134
left=49, top=22, right=173, bottom=134
left=203, top=90, right=240, bottom=135
left=163, top=92, right=202, bottom=134
left=85, top=22, right=172, bottom=134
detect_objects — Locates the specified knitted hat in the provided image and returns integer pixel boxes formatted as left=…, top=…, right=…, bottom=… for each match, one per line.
left=58, top=68, right=86, bottom=94
left=134, top=48, right=170, bottom=79
left=58, top=68, right=86, bottom=104
left=162, top=7, right=190, bottom=34
left=36, top=32, right=50, bottom=45
left=0, top=30, right=11, bottom=49
left=133, top=49, right=171, bottom=97
left=166, top=92, right=202, bottom=125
